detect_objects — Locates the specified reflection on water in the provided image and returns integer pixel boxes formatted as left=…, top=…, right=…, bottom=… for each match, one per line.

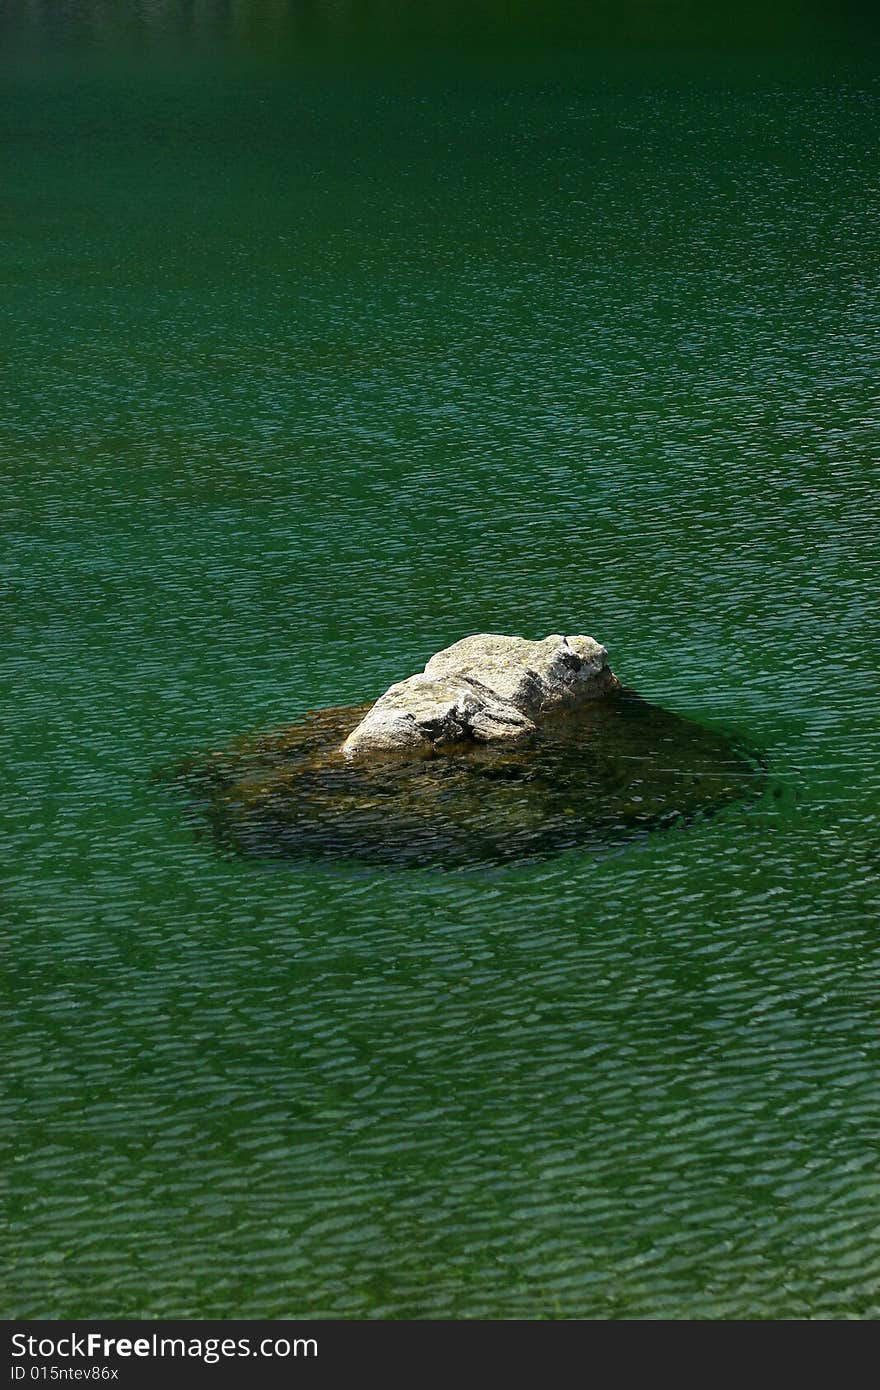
left=3, top=0, right=871, bottom=54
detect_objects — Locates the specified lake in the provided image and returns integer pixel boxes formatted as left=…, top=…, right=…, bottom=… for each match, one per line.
left=3, top=3, right=879, bottom=1318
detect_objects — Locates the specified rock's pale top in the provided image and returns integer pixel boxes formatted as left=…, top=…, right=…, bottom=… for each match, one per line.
left=341, top=632, right=619, bottom=758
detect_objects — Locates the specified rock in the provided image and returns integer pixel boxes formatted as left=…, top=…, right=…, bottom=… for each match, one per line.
left=168, top=631, right=766, bottom=869
left=341, top=633, right=620, bottom=759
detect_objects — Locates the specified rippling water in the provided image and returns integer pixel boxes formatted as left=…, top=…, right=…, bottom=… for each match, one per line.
left=3, top=10, right=880, bottom=1318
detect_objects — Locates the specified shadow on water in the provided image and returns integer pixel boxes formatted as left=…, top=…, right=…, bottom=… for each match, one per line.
left=168, top=690, right=767, bottom=869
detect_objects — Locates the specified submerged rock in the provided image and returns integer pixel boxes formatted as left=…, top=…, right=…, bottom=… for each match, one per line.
left=341, top=632, right=618, bottom=757
left=171, top=635, right=764, bottom=868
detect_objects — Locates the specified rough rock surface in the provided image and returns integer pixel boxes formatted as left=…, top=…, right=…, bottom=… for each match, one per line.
left=341, top=633, right=619, bottom=758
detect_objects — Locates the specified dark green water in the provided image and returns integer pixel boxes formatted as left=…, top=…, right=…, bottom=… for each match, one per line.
left=3, top=5, right=880, bottom=1318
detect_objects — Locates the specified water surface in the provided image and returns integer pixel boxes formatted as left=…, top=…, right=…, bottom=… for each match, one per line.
left=3, top=9, right=879, bottom=1318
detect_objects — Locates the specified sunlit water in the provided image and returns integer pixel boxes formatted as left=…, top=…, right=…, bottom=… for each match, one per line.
left=3, top=13, right=879, bottom=1317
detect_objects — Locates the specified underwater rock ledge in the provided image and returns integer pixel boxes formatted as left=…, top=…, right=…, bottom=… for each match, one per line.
left=171, top=633, right=766, bottom=869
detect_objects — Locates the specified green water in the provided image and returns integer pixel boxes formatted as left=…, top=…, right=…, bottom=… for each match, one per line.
left=3, top=5, right=880, bottom=1318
